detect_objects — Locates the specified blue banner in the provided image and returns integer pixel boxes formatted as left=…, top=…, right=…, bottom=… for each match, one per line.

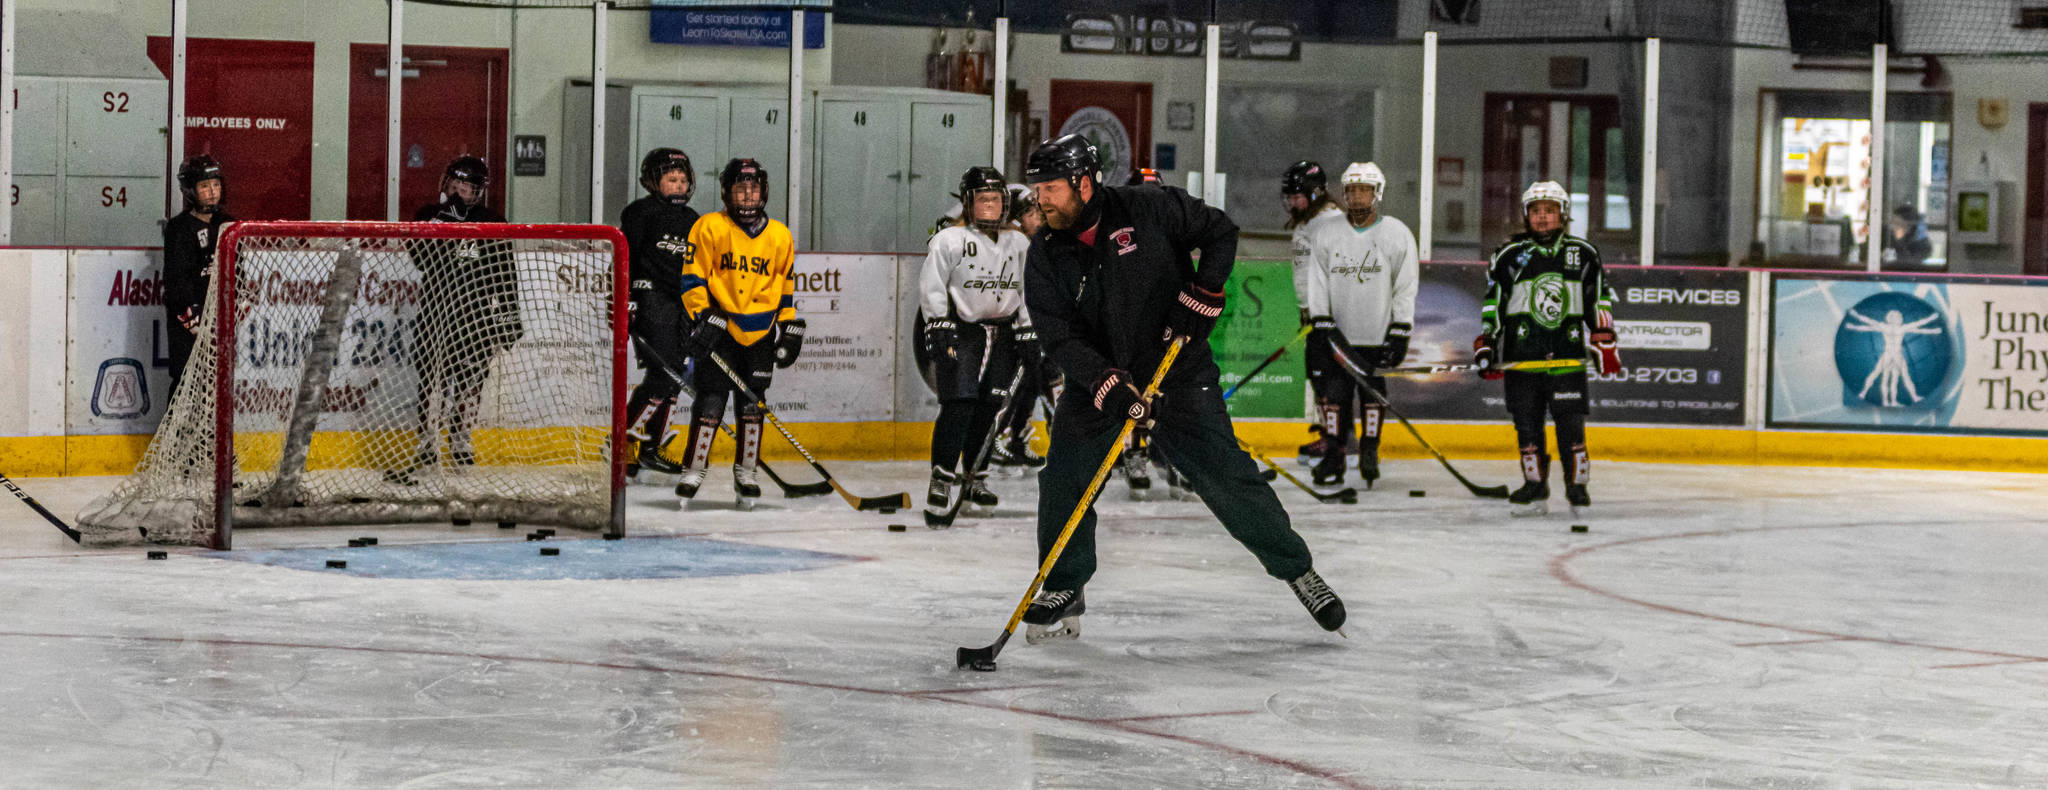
left=651, top=6, right=828, bottom=49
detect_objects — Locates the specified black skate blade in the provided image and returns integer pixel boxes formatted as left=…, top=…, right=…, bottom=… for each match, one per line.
left=956, top=645, right=999, bottom=672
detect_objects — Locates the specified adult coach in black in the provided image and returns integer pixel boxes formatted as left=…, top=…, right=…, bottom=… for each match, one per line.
left=620, top=148, right=701, bottom=481
left=1016, top=134, right=1346, bottom=643
left=162, top=154, right=236, bottom=395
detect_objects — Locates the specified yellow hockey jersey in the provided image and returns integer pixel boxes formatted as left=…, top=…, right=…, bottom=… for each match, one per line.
left=680, top=211, right=797, bottom=346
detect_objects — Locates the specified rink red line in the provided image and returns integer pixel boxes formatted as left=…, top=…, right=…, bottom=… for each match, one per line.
left=0, top=629, right=1377, bottom=790
left=1732, top=637, right=1862, bottom=648
left=1550, top=524, right=2048, bottom=667
left=1093, top=709, right=1261, bottom=723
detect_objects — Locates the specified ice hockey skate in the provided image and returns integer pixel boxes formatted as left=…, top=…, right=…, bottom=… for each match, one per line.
left=1311, top=451, right=1346, bottom=487
left=1509, top=481, right=1550, bottom=517
left=675, top=466, right=707, bottom=503
left=1123, top=452, right=1152, bottom=499
left=733, top=464, right=761, bottom=511
left=924, top=466, right=959, bottom=528
left=1287, top=568, right=1347, bottom=634
left=1023, top=588, right=1084, bottom=644
left=965, top=472, right=998, bottom=513
left=1566, top=484, right=1590, bottom=518
left=630, top=441, right=684, bottom=486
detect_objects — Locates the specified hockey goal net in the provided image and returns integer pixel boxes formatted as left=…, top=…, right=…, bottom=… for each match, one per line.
left=78, top=221, right=628, bottom=549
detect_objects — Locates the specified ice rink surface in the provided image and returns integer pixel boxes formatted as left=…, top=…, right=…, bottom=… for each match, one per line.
left=3, top=458, right=2046, bottom=789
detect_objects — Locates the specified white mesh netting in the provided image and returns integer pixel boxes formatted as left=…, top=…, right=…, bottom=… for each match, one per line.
left=78, top=223, right=624, bottom=547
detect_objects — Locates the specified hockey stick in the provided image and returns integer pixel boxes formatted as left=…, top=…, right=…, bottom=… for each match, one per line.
left=1220, top=325, right=1312, bottom=400
left=630, top=333, right=834, bottom=498
left=1327, top=338, right=1511, bottom=499
left=705, top=349, right=913, bottom=512
left=957, top=338, right=1185, bottom=672
left=933, top=365, right=1029, bottom=525
left=1379, top=358, right=1584, bottom=379
left=1237, top=440, right=1356, bottom=504
left=2, top=472, right=82, bottom=543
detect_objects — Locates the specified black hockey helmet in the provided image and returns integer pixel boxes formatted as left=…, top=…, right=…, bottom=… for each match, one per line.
left=442, top=155, right=489, bottom=207
left=639, top=147, right=695, bottom=204
left=1280, top=160, right=1327, bottom=199
left=720, top=158, right=770, bottom=222
left=958, top=166, right=1008, bottom=229
left=1126, top=167, right=1161, bottom=186
left=1023, top=133, right=1100, bottom=188
left=176, top=154, right=225, bottom=210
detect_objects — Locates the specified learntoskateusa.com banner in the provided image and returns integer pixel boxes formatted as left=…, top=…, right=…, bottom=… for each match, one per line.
left=1770, top=276, right=2048, bottom=436
left=1396, top=263, right=1750, bottom=425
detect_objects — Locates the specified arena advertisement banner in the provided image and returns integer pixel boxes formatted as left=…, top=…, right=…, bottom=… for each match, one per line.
left=1769, top=276, right=2048, bottom=436
left=1392, top=263, right=1750, bottom=425
left=765, top=254, right=896, bottom=422
left=1213, top=259, right=1307, bottom=419
left=66, top=251, right=173, bottom=435
left=0, top=251, right=70, bottom=438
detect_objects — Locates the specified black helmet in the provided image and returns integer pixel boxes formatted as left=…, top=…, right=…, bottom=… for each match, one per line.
left=720, top=158, right=770, bottom=223
left=958, top=166, right=1008, bottom=231
left=639, top=148, right=695, bottom=204
left=1126, top=167, right=1161, bottom=186
left=1023, top=133, right=1100, bottom=188
left=442, top=155, right=489, bottom=207
left=176, top=154, right=225, bottom=211
left=1280, top=160, right=1327, bottom=199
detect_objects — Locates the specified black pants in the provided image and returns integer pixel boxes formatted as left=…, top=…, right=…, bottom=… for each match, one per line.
left=1504, top=370, right=1589, bottom=483
left=626, top=295, right=687, bottom=440
left=1036, top=383, right=1314, bottom=592
left=930, top=322, right=1019, bottom=471
left=1311, top=347, right=1386, bottom=462
left=165, top=320, right=197, bottom=399
left=681, top=332, right=775, bottom=470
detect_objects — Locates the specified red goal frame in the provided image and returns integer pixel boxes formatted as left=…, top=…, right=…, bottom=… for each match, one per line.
left=209, top=221, right=630, bottom=550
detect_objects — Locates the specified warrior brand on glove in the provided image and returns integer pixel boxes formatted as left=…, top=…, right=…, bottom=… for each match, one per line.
left=1090, top=368, right=1152, bottom=422
left=774, top=318, right=807, bottom=369
left=1382, top=323, right=1411, bottom=368
left=1164, top=284, right=1225, bottom=342
left=684, top=313, right=729, bottom=356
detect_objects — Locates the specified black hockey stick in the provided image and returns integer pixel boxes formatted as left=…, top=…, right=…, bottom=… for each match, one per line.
left=1220, top=325, right=1312, bottom=400
left=704, top=349, right=913, bottom=512
left=957, top=338, right=1185, bottom=672
left=1237, top=440, right=1357, bottom=504
left=2, top=472, right=82, bottom=543
left=1379, top=358, right=1584, bottom=379
left=1327, top=338, right=1511, bottom=499
left=933, top=365, right=1029, bottom=525
left=630, top=333, right=834, bottom=498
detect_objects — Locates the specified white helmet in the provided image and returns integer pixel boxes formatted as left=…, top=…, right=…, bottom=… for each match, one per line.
left=1341, top=162, right=1386, bottom=198
left=1521, top=180, right=1568, bottom=215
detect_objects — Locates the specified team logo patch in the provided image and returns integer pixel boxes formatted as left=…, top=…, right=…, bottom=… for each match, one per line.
left=1110, top=227, right=1137, bottom=256
left=1529, top=272, right=1569, bottom=330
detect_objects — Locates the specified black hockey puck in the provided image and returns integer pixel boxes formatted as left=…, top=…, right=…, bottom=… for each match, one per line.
left=536, top=528, right=555, bottom=537
left=879, top=508, right=897, bottom=514
left=452, top=518, right=473, bottom=527
left=602, top=533, right=622, bottom=540
left=1409, top=489, right=1425, bottom=497
left=887, top=524, right=907, bottom=532
left=539, top=547, right=560, bottom=556
left=1339, top=493, right=1358, bottom=505
left=348, top=539, right=366, bottom=548
left=499, top=521, right=518, bottom=529
left=526, top=532, right=545, bottom=541
left=966, top=658, right=997, bottom=672
left=1571, top=524, right=1589, bottom=533
left=326, top=559, right=347, bottom=569
left=146, top=550, right=168, bottom=560
left=360, top=537, right=378, bottom=546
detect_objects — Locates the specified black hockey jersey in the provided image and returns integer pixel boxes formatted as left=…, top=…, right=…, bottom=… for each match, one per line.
left=1480, top=231, right=1615, bottom=366
left=620, top=196, right=701, bottom=300
left=162, top=209, right=237, bottom=323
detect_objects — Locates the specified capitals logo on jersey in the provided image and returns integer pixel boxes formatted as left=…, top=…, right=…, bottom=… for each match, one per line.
left=655, top=235, right=690, bottom=256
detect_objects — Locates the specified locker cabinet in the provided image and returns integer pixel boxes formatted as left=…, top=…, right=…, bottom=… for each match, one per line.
left=809, top=87, right=991, bottom=254
left=8, top=76, right=166, bottom=247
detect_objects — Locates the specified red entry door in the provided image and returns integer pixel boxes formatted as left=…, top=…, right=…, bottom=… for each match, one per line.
left=348, top=45, right=509, bottom=220
left=147, top=37, right=317, bottom=221
left=1049, top=80, right=1152, bottom=187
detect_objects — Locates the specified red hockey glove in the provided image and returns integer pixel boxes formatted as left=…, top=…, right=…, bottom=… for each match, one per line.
left=1590, top=326, right=1622, bottom=376
left=1163, top=283, right=1225, bottom=343
left=1473, top=334, right=1503, bottom=380
left=1090, top=368, right=1154, bottom=422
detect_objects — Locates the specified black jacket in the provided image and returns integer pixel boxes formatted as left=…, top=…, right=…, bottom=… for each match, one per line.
left=162, top=209, right=237, bottom=327
left=1024, top=184, right=1237, bottom=393
left=620, top=196, right=701, bottom=301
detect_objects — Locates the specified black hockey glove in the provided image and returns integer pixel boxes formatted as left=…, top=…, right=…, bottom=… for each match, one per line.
left=1014, top=326, right=1041, bottom=365
left=924, top=317, right=959, bottom=360
left=1381, top=323, right=1411, bottom=368
left=1163, top=283, right=1225, bottom=343
left=683, top=312, right=729, bottom=357
left=1473, top=334, right=1503, bottom=381
left=1090, top=368, right=1154, bottom=423
left=773, top=318, right=807, bottom=369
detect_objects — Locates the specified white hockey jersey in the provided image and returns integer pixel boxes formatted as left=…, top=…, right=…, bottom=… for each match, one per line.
left=920, top=224, right=1031, bottom=325
left=1289, top=205, right=1346, bottom=305
left=1301, top=212, right=1419, bottom=345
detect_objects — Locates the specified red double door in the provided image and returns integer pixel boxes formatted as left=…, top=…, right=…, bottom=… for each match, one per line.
left=347, top=44, right=509, bottom=220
